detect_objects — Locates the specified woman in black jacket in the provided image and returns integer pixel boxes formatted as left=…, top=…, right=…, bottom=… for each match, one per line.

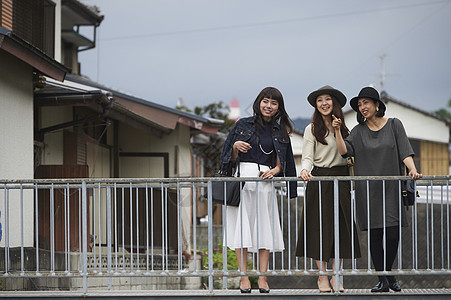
left=219, top=87, right=297, bottom=293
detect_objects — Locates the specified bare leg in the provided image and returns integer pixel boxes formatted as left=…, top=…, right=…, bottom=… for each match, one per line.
left=316, top=260, right=331, bottom=292
left=235, top=248, right=250, bottom=289
left=258, top=249, right=270, bottom=289
left=331, top=258, right=344, bottom=292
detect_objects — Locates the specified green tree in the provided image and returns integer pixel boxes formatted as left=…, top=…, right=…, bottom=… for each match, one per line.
left=434, top=98, right=451, bottom=121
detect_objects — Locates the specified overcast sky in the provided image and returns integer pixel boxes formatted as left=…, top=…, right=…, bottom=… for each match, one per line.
left=78, top=0, right=451, bottom=119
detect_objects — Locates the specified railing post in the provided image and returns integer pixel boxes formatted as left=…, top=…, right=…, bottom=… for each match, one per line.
left=20, top=183, right=24, bottom=276
left=107, top=186, right=112, bottom=290
left=207, top=180, right=214, bottom=292
left=177, top=182, right=182, bottom=274
left=50, top=183, right=55, bottom=275
left=82, top=181, right=88, bottom=294
left=35, top=183, right=40, bottom=276
left=333, top=178, right=340, bottom=293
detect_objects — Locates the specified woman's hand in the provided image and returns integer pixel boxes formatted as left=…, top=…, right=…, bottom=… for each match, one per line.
left=299, top=169, right=312, bottom=182
left=331, top=114, right=342, bottom=132
left=403, top=156, right=422, bottom=180
left=233, top=141, right=252, bottom=153
left=259, top=169, right=275, bottom=179
left=331, top=115, right=348, bottom=156
left=259, top=165, right=280, bottom=179
left=408, top=168, right=422, bottom=180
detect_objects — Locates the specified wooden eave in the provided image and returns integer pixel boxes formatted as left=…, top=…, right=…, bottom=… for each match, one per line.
left=0, top=27, right=69, bottom=82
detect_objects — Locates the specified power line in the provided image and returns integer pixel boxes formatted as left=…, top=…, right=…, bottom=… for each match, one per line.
left=342, top=1, right=448, bottom=89
left=99, top=0, right=451, bottom=41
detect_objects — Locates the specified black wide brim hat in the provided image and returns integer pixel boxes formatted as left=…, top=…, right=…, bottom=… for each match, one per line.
left=307, top=85, right=347, bottom=108
left=350, top=86, right=386, bottom=112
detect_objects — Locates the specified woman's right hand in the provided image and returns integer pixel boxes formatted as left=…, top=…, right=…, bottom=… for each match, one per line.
left=331, top=114, right=348, bottom=156
left=299, top=169, right=312, bottom=182
left=331, top=114, right=342, bottom=131
left=233, top=141, right=252, bottom=153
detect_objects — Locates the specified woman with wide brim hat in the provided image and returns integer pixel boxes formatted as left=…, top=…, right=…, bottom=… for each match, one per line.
left=296, top=85, right=361, bottom=293
left=333, top=86, right=422, bottom=293
left=349, top=86, right=386, bottom=123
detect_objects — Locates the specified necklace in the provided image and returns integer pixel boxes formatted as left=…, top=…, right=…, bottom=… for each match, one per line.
left=259, top=143, right=274, bottom=155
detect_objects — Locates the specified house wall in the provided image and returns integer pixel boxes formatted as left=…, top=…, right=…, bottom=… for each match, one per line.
left=87, top=142, right=110, bottom=178
left=420, top=140, right=449, bottom=175
left=385, top=102, right=449, bottom=144
left=173, top=125, right=192, bottom=254
left=40, top=106, right=73, bottom=165
left=175, top=125, right=192, bottom=177
left=290, top=132, right=304, bottom=174
left=118, top=122, right=192, bottom=253
left=0, top=50, right=34, bottom=247
left=87, top=142, right=110, bottom=242
left=118, top=123, right=192, bottom=178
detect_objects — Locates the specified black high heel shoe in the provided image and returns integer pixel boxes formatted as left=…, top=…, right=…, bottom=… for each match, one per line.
left=258, top=279, right=270, bottom=293
left=240, top=287, right=251, bottom=293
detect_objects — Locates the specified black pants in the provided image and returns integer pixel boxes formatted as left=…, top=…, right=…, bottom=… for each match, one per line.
left=370, top=226, right=399, bottom=283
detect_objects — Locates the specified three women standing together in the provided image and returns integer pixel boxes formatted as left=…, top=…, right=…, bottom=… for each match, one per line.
left=219, top=85, right=421, bottom=294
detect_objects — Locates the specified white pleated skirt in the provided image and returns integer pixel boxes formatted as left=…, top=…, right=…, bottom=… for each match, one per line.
left=225, top=162, right=284, bottom=253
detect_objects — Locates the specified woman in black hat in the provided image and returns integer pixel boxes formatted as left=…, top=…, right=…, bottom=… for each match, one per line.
left=295, top=85, right=361, bottom=293
left=332, top=86, right=422, bottom=293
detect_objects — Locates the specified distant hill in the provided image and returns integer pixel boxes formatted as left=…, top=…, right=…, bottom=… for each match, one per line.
left=292, top=117, right=311, bottom=133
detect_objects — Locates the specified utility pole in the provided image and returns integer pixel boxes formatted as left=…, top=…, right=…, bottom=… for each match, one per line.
left=379, top=54, right=387, bottom=91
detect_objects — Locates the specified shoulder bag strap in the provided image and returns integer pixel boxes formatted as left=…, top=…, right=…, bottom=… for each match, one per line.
left=390, top=118, right=406, bottom=175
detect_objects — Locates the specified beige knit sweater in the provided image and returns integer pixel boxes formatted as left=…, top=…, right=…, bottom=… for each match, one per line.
left=301, top=123, right=347, bottom=172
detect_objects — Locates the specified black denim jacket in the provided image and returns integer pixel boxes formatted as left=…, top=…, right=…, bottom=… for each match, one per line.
left=219, top=116, right=297, bottom=198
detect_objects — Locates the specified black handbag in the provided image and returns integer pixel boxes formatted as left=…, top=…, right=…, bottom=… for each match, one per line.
left=209, top=159, right=244, bottom=206
left=401, top=179, right=419, bottom=208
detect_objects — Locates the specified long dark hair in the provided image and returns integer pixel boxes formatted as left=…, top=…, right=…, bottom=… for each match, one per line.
left=356, top=98, right=386, bottom=124
left=311, top=96, right=349, bottom=145
left=252, top=87, right=294, bottom=137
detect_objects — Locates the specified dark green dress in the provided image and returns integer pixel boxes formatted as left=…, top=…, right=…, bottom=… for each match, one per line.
left=295, top=166, right=361, bottom=261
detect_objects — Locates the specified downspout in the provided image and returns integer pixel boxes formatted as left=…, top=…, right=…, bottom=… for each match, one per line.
left=77, top=23, right=100, bottom=53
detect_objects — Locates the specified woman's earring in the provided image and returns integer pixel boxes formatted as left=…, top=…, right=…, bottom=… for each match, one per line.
left=376, top=107, right=379, bottom=112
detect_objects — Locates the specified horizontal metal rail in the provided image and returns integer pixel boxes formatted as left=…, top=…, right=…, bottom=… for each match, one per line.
left=0, top=176, right=449, bottom=293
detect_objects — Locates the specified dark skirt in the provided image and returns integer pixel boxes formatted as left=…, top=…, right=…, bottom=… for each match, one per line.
left=295, top=166, right=361, bottom=261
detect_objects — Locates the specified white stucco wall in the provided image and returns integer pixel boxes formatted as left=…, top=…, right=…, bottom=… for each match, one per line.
left=119, top=123, right=192, bottom=178
left=87, top=142, right=110, bottom=178
left=0, top=51, right=34, bottom=247
left=40, top=106, right=73, bottom=165
left=87, top=142, right=110, bottom=242
left=174, top=125, right=192, bottom=177
left=291, top=132, right=304, bottom=157
left=290, top=131, right=304, bottom=175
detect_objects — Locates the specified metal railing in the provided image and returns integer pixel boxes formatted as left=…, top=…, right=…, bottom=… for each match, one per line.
left=0, top=176, right=449, bottom=293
